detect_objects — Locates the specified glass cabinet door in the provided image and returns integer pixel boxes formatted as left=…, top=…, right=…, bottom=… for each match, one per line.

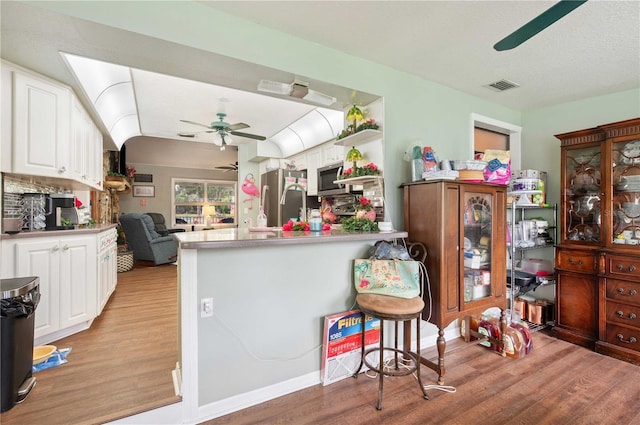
left=612, top=138, right=640, bottom=245
left=563, top=145, right=602, bottom=243
left=462, top=191, right=493, bottom=304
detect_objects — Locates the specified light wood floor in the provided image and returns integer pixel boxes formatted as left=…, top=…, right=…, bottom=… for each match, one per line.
left=0, top=262, right=180, bottom=425
left=204, top=330, right=640, bottom=425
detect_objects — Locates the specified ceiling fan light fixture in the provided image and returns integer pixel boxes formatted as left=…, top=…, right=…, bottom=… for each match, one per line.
left=303, top=89, right=336, bottom=106
left=257, top=79, right=292, bottom=95
left=212, top=131, right=232, bottom=151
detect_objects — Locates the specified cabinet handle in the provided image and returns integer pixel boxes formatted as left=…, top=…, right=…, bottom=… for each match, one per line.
left=617, top=288, right=638, bottom=296
left=58, top=166, right=67, bottom=173
left=616, top=311, right=637, bottom=320
left=569, top=258, right=584, bottom=265
left=616, top=334, right=638, bottom=344
left=62, top=244, right=70, bottom=251
left=616, top=264, right=637, bottom=273
left=52, top=246, right=60, bottom=252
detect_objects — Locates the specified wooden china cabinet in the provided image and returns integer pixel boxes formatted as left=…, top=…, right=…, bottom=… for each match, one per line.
left=555, top=118, right=640, bottom=364
left=404, top=180, right=507, bottom=382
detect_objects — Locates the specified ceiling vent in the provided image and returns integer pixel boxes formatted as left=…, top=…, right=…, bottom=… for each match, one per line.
left=486, top=79, right=520, bottom=92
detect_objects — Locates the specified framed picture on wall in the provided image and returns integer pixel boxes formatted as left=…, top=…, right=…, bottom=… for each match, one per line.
left=133, top=185, right=155, bottom=197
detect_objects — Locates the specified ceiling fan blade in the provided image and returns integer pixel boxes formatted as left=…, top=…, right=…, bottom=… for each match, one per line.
left=227, top=122, right=250, bottom=131
left=230, top=131, right=266, bottom=141
left=493, top=0, right=587, bottom=51
left=180, top=119, right=212, bottom=129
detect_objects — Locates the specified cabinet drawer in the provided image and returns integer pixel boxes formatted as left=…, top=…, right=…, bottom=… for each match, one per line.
left=606, top=300, right=640, bottom=327
left=606, top=255, right=640, bottom=281
left=606, top=279, right=640, bottom=303
left=603, top=323, right=640, bottom=352
left=556, top=250, right=597, bottom=273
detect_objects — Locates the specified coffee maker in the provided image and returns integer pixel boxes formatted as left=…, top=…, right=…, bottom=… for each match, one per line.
left=44, top=194, right=75, bottom=230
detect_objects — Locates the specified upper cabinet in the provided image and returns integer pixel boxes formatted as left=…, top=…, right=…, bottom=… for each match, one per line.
left=12, top=71, right=72, bottom=179
left=1, top=60, right=103, bottom=190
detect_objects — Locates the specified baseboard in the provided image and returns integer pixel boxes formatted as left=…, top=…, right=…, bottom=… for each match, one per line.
left=196, top=372, right=319, bottom=422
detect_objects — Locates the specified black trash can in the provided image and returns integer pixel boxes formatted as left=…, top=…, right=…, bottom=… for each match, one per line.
left=1, top=276, right=40, bottom=412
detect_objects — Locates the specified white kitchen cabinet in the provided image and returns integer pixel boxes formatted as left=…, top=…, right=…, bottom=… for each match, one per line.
left=15, top=235, right=97, bottom=345
left=12, top=70, right=72, bottom=179
left=321, top=144, right=344, bottom=166
left=71, top=96, right=103, bottom=190
left=97, top=229, right=118, bottom=314
left=306, top=150, right=321, bottom=196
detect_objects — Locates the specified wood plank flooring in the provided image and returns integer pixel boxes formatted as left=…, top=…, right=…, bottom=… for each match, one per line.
left=203, top=330, right=640, bottom=425
left=0, top=262, right=180, bottom=425
left=4, top=263, right=640, bottom=425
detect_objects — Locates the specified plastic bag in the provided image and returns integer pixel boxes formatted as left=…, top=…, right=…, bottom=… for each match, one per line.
left=483, top=149, right=511, bottom=184
left=369, top=240, right=410, bottom=260
left=33, top=347, right=72, bottom=372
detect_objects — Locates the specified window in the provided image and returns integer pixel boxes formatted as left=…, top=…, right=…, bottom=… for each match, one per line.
left=172, top=178, right=236, bottom=226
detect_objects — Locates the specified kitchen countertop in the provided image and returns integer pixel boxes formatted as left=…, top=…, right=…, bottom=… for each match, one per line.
left=0, top=224, right=117, bottom=240
left=174, top=227, right=407, bottom=249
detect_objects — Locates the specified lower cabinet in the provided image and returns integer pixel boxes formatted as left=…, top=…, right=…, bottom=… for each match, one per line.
left=16, top=235, right=96, bottom=344
left=3, top=228, right=118, bottom=345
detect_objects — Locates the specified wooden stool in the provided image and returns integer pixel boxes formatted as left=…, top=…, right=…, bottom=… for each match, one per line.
left=353, top=294, right=428, bottom=409
left=352, top=242, right=430, bottom=410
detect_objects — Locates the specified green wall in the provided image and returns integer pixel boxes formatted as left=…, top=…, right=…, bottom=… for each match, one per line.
left=29, top=0, right=521, bottom=227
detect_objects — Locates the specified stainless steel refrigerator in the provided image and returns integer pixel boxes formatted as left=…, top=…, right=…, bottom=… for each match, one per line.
left=260, top=169, right=306, bottom=227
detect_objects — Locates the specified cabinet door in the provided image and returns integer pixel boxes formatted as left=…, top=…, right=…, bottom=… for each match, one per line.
left=561, top=144, right=602, bottom=245
left=322, top=144, right=344, bottom=166
left=16, top=239, right=61, bottom=338
left=555, top=271, right=598, bottom=346
left=58, top=237, right=96, bottom=328
left=461, top=186, right=506, bottom=310
left=610, top=136, right=640, bottom=245
left=70, top=96, right=88, bottom=181
left=98, top=245, right=117, bottom=314
left=306, top=150, right=321, bottom=196
left=12, top=72, right=71, bottom=178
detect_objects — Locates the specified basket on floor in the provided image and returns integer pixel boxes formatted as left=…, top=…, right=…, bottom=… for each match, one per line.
left=117, top=251, right=134, bottom=272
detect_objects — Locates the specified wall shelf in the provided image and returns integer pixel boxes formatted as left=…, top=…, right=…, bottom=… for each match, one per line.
left=333, top=129, right=382, bottom=147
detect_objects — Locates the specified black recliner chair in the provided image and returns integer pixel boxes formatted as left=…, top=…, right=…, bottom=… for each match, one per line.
left=145, top=213, right=186, bottom=237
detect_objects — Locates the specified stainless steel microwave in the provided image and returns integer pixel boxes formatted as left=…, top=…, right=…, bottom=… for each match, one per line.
left=317, top=162, right=360, bottom=196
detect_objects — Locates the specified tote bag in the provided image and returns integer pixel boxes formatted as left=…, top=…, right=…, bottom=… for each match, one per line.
left=353, top=259, right=421, bottom=299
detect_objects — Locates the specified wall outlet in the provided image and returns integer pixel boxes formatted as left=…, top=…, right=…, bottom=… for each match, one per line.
left=200, top=298, right=213, bottom=318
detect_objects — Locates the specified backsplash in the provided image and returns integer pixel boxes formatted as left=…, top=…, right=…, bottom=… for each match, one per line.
left=3, top=174, right=68, bottom=195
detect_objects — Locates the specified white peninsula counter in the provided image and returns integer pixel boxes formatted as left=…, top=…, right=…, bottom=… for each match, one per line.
left=172, top=227, right=407, bottom=423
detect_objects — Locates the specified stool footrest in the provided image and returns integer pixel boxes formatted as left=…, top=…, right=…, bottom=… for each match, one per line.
left=363, top=347, right=420, bottom=378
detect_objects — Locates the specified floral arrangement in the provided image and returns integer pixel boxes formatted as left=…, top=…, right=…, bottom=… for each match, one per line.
left=341, top=217, right=379, bottom=232
left=340, top=162, right=380, bottom=179
left=282, top=220, right=331, bottom=232
left=355, top=197, right=377, bottom=220
left=125, top=164, right=137, bottom=181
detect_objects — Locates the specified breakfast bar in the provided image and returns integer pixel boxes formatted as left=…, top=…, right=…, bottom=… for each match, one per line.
left=174, top=228, right=407, bottom=420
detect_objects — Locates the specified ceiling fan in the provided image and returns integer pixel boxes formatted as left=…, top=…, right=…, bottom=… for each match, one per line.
left=213, top=162, right=239, bottom=173
left=178, top=112, right=266, bottom=151
left=494, top=0, right=587, bottom=51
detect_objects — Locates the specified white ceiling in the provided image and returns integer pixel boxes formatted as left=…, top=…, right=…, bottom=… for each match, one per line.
left=207, top=0, right=640, bottom=111
left=1, top=1, right=639, bottom=169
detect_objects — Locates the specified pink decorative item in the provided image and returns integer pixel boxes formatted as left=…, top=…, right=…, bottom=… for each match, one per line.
left=241, top=173, right=260, bottom=209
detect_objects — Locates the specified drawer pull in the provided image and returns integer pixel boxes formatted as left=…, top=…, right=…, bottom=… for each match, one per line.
left=569, top=258, right=584, bottom=266
left=617, top=288, right=638, bottom=296
left=616, top=334, right=638, bottom=344
left=616, top=264, right=637, bottom=272
left=616, top=311, right=638, bottom=320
